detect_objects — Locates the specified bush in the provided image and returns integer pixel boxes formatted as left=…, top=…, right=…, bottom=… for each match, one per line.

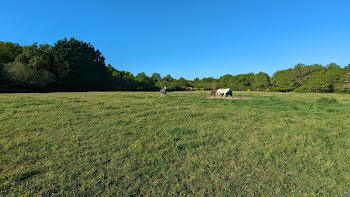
left=4, top=61, right=54, bottom=92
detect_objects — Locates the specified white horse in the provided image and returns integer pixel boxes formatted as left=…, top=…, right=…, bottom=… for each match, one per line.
left=216, top=88, right=232, bottom=97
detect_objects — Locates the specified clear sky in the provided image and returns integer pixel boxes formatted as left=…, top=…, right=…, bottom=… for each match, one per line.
left=1, top=0, right=350, bottom=79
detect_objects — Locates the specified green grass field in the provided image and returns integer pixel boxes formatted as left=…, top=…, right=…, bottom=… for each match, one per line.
left=1, top=91, right=350, bottom=196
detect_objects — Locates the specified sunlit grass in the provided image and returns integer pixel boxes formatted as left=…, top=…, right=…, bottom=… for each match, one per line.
left=0, top=91, right=349, bottom=196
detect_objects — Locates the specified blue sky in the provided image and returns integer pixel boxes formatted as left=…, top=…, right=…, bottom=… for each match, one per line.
left=1, top=0, right=350, bottom=79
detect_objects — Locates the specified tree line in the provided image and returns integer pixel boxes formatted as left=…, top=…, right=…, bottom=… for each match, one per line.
left=1, top=38, right=349, bottom=93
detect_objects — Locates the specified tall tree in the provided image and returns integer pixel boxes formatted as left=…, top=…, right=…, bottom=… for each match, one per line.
left=291, top=63, right=323, bottom=86
left=151, top=73, right=161, bottom=83
left=0, top=42, right=22, bottom=65
left=50, top=38, right=108, bottom=91
left=300, top=71, right=332, bottom=92
left=163, top=74, right=174, bottom=82
left=271, top=69, right=298, bottom=92
left=15, top=43, right=53, bottom=71
left=218, top=74, right=234, bottom=88
left=252, top=72, right=270, bottom=90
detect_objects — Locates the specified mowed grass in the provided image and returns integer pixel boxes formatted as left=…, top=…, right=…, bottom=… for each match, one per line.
left=0, top=91, right=350, bottom=196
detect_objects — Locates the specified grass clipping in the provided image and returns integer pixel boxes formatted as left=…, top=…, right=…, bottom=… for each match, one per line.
left=206, top=96, right=251, bottom=100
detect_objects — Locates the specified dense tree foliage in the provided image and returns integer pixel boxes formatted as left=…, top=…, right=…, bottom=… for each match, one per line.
left=271, top=69, right=298, bottom=92
left=1, top=38, right=350, bottom=93
left=0, top=42, right=22, bottom=65
left=4, top=61, right=54, bottom=91
left=252, top=72, right=270, bottom=90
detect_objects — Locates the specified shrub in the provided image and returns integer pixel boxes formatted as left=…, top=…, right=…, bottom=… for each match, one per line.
left=4, top=61, right=54, bottom=91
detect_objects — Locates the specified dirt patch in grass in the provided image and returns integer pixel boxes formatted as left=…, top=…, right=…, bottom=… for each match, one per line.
left=206, top=96, right=251, bottom=100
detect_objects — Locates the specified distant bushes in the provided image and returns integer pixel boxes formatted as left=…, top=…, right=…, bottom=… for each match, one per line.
left=270, top=63, right=349, bottom=93
left=1, top=38, right=350, bottom=93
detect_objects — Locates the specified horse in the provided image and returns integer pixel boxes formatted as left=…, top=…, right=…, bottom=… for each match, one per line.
left=216, top=88, right=232, bottom=97
left=211, top=89, right=217, bottom=95
left=160, top=87, right=167, bottom=97
left=226, top=89, right=232, bottom=97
